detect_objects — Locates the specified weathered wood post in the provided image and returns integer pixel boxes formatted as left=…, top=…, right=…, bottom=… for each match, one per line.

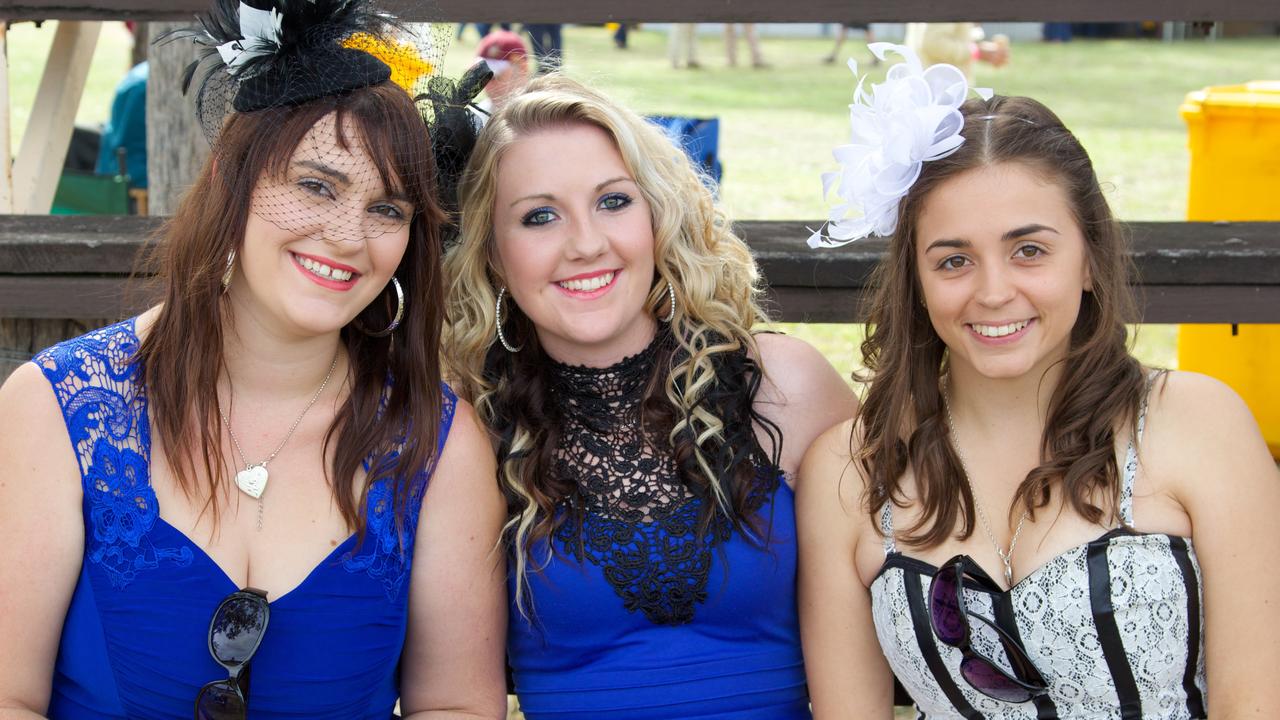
left=146, top=20, right=209, bottom=216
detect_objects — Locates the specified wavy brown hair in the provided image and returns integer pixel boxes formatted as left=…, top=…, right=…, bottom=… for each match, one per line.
left=857, top=95, right=1148, bottom=548
left=442, top=75, right=780, bottom=612
left=138, top=82, right=446, bottom=540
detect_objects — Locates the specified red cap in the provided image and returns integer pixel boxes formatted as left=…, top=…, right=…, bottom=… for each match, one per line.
left=476, top=30, right=527, bottom=62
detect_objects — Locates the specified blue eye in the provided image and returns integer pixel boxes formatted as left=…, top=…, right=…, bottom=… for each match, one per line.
left=298, top=177, right=335, bottom=200
left=522, top=207, right=557, bottom=226
left=599, top=192, right=631, bottom=211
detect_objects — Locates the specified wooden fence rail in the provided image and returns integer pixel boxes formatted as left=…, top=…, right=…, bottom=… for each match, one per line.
left=3, top=215, right=1278, bottom=323
left=2, top=0, right=1278, bottom=22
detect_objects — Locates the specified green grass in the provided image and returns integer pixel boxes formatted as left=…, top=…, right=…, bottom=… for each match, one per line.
left=12, top=23, right=1273, bottom=375
left=438, top=28, right=1280, bottom=223
left=4, top=21, right=135, bottom=148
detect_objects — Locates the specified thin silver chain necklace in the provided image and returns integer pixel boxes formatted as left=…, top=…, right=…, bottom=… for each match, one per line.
left=218, top=349, right=340, bottom=530
left=942, top=383, right=1031, bottom=587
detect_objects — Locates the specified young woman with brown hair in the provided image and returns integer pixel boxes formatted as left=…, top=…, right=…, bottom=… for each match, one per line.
left=799, top=45, right=1280, bottom=718
left=0, top=3, right=505, bottom=718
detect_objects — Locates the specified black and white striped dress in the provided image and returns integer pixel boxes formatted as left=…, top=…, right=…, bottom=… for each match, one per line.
left=870, top=396, right=1208, bottom=719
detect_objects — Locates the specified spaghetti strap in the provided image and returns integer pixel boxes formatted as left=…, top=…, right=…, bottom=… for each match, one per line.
left=879, top=502, right=897, bottom=555
left=1118, top=370, right=1158, bottom=527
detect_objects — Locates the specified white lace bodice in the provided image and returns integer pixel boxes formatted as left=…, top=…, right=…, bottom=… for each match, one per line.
left=870, top=382, right=1207, bottom=719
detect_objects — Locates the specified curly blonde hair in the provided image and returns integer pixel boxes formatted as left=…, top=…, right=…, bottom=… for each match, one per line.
left=443, top=75, right=778, bottom=614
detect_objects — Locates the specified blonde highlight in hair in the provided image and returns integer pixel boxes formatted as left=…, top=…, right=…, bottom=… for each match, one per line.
left=443, top=75, right=775, bottom=616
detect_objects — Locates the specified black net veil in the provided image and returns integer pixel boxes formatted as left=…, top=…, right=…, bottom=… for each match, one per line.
left=160, top=0, right=490, bottom=244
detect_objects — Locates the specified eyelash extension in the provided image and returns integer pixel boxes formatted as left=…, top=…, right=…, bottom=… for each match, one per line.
left=521, top=207, right=556, bottom=226
left=370, top=204, right=406, bottom=221
left=298, top=177, right=336, bottom=200
left=599, top=192, right=632, bottom=210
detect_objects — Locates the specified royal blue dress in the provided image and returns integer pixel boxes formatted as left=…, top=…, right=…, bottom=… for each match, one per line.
left=34, top=318, right=456, bottom=719
left=506, top=338, right=811, bottom=720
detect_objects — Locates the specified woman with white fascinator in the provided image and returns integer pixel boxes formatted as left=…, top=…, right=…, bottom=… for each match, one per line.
left=0, top=1, right=506, bottom=718
left=798, top=43, right=1280, bottom=718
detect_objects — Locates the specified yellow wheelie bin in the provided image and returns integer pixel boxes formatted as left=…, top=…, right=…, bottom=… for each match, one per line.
left=1178, top=81, right=1280, bottom=458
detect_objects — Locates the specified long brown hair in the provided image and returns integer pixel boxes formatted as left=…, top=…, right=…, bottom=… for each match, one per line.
left=858, top=95, right=1147, bottom=548
left=139, top=81, right=446, bottom=538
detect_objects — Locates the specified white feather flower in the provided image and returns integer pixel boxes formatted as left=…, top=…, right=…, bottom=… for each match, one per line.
left=809, top=42, right=993, bottom=248
left=217, top=3, right=284, bottom=75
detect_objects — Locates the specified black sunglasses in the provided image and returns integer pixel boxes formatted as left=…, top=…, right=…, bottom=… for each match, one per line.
left=929, top=557, right=1048, bottom=703
left=195, top=587, right=270, bottom=720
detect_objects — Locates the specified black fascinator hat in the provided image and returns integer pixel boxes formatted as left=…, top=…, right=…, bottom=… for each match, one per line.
left=159, top=0, right=491, bottom=245
left=161, top=0, right=449, bottom=143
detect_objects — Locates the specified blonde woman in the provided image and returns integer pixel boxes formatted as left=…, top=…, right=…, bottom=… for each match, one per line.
left=444, top=75, right=856, bottom=719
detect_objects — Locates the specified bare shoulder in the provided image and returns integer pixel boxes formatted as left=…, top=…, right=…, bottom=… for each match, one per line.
left=0, top=362, right=67, bottom=442
left=1143, top=369, right=1276, bottom=503
left=1145, top=369, right=1261, bottom=447
left=804, top=417, right=860, bottom=474
left=430, top=396, right=498, bottom=495
left=751, top=332, right=859, bottom=475
left=797, top=418, right=868, bottom=514
left=0, top=360, right=82, bottom=541
left=753, top=332, right=849, bottom=393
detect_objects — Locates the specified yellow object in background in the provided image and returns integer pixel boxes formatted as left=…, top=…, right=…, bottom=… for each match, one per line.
left=1179, top=325, right=1280, bottom=457
left=1178, top=81, right=1280, bottom=458
left=343, top=32, right=435, bottom=93
left=1181, top=82, right=1280, bottom=221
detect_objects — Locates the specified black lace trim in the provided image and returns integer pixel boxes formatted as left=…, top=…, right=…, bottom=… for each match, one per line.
left=546, top=331, right=778, bottom=626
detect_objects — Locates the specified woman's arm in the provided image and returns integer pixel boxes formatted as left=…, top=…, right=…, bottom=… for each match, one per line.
left=752, top=333, right=859, bottom=480
left=797, top=420, right=894, bottom=718
left=399, top=399, right=508, bottom=720
left=1146, top=370, right=1280, bottom=717
left=0, top=364, right=86, bottom=719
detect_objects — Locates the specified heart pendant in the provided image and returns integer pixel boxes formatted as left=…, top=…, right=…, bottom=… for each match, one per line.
left=235, top=464, right=269, bottom=499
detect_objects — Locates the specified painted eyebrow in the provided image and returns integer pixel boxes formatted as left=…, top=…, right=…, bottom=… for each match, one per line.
left=509, top=176, right=635, bottom=208
left=296, top=159, right=411, bottom=204
left=295, top=160, right=350, bottom=186
left=595, top=176, right=632, bottom=192
left=924, top=223, right=1060, bottom=253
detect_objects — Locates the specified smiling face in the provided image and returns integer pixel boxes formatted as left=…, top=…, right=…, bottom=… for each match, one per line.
left=230, top=113, right=414, bottom=340
left=915, top=162, right=1093, bottom=382
left=491, top=121, right=658, bottom=366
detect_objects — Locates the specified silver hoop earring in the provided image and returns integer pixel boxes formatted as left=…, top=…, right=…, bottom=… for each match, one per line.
left=360, top=277, right=404, bottom=337
left=495, top=286, right=522, bottom=353
left=661, top=280, right=676, bottom=323
left=221, top=250, right=236, bottom=292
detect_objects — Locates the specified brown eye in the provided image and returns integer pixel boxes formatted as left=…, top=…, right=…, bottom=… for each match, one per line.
left=298, top=178, right=335, bottom=200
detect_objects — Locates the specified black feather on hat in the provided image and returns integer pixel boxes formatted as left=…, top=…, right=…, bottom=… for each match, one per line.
left=161, top=0, right=403, bottom=120
left=417, top=60, right=493, bottom=246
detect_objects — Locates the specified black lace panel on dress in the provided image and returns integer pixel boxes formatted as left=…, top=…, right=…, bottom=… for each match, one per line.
left=547, top=335, right=773, bottom=626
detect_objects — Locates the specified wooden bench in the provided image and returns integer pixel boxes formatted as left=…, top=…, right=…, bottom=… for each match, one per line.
left=3, top=214, right=1277, bottom=323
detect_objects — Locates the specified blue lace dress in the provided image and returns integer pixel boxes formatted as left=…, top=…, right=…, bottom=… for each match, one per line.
left=33, top=318, right=457, bottom=719
left=507, top=339, right=810, bottom=720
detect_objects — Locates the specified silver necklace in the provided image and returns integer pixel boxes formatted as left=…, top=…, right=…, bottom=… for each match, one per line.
left=218, top=350, right=340, bottom=530
left=942, top=385, right=1030, bottom=587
